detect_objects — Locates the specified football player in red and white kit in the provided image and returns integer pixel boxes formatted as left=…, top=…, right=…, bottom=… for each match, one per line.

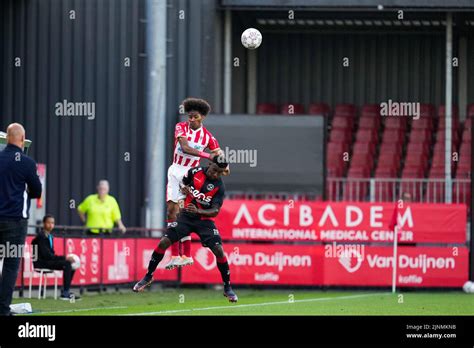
left=164, top=98, right=224, bottom=270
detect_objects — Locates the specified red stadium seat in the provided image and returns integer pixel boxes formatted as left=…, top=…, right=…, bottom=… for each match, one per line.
left=419, top=104, right=435, bottom=118
left=334, top=104, right=357, bottom=118
left=404, top=153, right=429, bottom=172
left=378, top=152, right=402, bottom=168
left=358, top=116, right=379, bottom=130
left=462, top=127, right=472, bottom=142
left=375, top=166, right=397, bottom=177
left=411, top=117, right=433, bottom=130
left=329, top=129, right=351, bottom=143
left=361, top=104, right=381, bottom=117
left=408, top=129, right=431, bottom=145
left=256, top=103, right=278, bottom=114
left=327, top=141, right=349, bottom=155
left=351, top=153, right=374, bottom=171
left=331, top=116, right=353, bottom=129
left=459, top=141, right=471, bottom=155
left=464, top=117, right=472, bottom=129
left=355, top=128, right=378, bottom=144
left=381, top=129, right=404, bottom=144
left=280, top=103, right=305, bottom=115
left=402, top=163, right=425, bottom=177
left=384, top=117, right=407, bottom=131
left=379, top=142, right=403, bottom=156
left=309, top=103, right=330, bottom=116
left=406, top=141, right=430, bottom=154
left=467, top=104, right=474, bottom=118
left=353, top=142, right=376, bottom=156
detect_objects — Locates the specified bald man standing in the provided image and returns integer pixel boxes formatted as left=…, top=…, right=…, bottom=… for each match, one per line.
left=0, top=123, right=42, bottom=316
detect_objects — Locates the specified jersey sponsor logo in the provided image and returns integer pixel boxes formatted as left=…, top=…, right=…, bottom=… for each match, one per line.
left=189, top=185, right=212, bottom=203
left=213, top=228, right=219, bottom=235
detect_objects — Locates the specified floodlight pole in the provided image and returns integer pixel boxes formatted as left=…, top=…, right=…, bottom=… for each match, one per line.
left=445, top=12, right=453, bottom=203
left=145, top=0, right=167, bottom=231
left=224, top=10, right=232, bottom=115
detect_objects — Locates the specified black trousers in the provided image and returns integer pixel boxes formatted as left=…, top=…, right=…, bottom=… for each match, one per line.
left=0, top=219, right=28, bottom=315
left=34, top=260, right=75, bottom=292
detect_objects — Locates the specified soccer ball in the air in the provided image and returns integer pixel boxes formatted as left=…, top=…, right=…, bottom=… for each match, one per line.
left=462, top=281, right=474, bottom=293
left=241, top=28, right=262, bottom=49
left=68, top=253, right=81, bottom=270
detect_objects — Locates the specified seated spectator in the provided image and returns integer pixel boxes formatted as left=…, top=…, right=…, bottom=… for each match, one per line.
left=31, top=215, right=80, bottom=300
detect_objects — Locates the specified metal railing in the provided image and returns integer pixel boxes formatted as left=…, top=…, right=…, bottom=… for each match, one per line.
left=27, top=225, right=165, bottom=238
left=327, top=177, right=471, bottom=203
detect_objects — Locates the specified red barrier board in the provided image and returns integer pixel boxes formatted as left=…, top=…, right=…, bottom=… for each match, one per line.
left=181, top=243, right=468, bottom=287
left=101, top=239, right=137, bottom=284
left=181, top=243, right=323, bottom=285
left=323, top=245, right=469, bottom=287
left=65, top=238, right=102, bottom=285
left=216, top=200, right=467, bottom=243
left=135, top=239, right=178, bottom=281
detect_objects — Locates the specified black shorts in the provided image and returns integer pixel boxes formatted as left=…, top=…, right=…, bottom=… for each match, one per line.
left=164, top=214, right=222, bottom=249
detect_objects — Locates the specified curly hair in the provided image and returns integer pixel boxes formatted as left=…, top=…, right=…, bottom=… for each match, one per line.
left=183, top=98, right=211, bottom=116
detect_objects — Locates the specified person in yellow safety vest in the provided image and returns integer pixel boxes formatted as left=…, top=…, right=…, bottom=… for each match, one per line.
left=77, top=180, right=126, bottom=235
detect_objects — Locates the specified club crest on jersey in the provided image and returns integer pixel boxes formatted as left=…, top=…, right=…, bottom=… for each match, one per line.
left=206, top=184, right=214, bottom=191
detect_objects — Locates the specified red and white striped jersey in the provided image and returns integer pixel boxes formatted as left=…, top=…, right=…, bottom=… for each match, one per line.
left=172, top=121, right=220, bottom=167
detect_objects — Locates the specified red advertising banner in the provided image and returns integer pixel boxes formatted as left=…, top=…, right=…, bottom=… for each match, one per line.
left=101, top=239, right=136, bottom=284
left=181, top=243, right=322, bottom=285
left=216, top=200, right=467, bottom=243
left=181, top=243, right=469, bottom=287
left=65, top=238, right=101, bottom=285
left=135, top=239, right=178, bottom=281
left=323, top=245, right=469, bottom=287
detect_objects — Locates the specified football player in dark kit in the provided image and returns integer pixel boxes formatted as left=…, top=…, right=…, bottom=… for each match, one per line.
left=133, top=157, right=238, bottom=302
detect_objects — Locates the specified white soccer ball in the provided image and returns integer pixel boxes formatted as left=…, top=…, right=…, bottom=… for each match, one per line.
left=241, top=28, right=262, bottom=50
left=68, top=253, right=81, bottom=270
left=462, top=281, right=474, bottom=293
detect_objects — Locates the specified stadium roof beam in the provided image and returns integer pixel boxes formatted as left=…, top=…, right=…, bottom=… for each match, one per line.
left=255, top=18, right=460, bottom=27
left=220, top=0, right=474, bottom=11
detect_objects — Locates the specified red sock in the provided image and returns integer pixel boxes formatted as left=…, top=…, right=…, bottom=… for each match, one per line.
left=171, top=242, right=179, bottom=257
left=182, top=239, right=191, bottom=257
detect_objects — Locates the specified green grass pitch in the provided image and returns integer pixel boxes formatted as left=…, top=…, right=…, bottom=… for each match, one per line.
left=13, top=286, right=474, bottom=316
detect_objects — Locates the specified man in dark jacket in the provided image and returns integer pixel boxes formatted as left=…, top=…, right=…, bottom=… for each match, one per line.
left=0, top=123, right=42, bottom=315
left=32, top=215, right=79, bottom=300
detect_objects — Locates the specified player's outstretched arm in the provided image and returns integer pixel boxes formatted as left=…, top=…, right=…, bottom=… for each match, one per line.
left=178, top=137, right=215, bottom=160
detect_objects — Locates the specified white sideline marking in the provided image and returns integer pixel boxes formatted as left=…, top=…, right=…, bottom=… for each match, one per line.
left=126, top=293, right=390, bottom=316
left=35, top=306, right=128, bottom=315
